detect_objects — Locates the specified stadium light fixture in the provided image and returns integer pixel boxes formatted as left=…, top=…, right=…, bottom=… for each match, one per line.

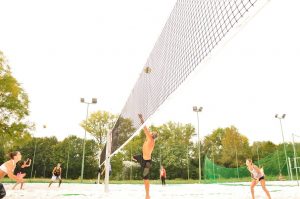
left=275, top=113, right=290, bottom=179
left=80, top=98, right=97, bottom=182
left=193, top=106, right=203, bottom=183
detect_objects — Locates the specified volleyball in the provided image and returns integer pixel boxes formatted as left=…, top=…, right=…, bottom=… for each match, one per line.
left=144, top=66, right=152, bottom=74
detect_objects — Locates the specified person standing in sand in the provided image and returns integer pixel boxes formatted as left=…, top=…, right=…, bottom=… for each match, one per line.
left=132, top=114, right=158, bottom=199
left=0, top=151, right=25, bottom=198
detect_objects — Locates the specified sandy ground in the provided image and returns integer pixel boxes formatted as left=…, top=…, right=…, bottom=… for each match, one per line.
left=2, top=181, right=300, bottom=199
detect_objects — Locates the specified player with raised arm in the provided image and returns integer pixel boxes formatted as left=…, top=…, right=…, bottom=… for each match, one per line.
left=133, top=114, right=158, bottom=199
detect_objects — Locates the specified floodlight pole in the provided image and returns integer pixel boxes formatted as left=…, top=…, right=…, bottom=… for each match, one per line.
left=80, top=98, right=97, bottom=183
left=275, top=114, right=290, bottom=179
left=30, top=125, right=46, bottom=179
left=66, top=140, right=70, bottom=179
left=130, top=143, right=133, bottom=181
left=30, top=137, right=37, bottom=179
left=193, top=106, right=203, bottom=183
left=187, top=145, right=190, bottom=180
left=276, top=149, right=282, bottom=175
left=292, top=133, right=299, bottom=186
left=256, top=145, right=260, bottom=167
left=104, top=130, right=112, bottom=192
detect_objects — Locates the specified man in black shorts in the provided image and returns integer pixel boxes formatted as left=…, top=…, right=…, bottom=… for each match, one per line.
left=48, top=163, right=62, bottom=188
left=133, top=114, right=157, bottom=199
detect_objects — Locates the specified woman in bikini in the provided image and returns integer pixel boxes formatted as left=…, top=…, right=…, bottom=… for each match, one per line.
left=246, top=159, right=271, bottom=199
left=0, top=151, right=25, bottom=198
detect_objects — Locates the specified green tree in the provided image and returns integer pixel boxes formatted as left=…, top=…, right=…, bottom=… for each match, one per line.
left=56, top=135, right=98, bottom=179
left=81, top=111, right=117, bottom=149
left=81, top=111, right=117, bottom=168
left=152, top=122, right=195, bottom=179
left=118, top=122, right=195, bottom=180
left=18, top=136, right=58, bottom=178
left=0, top=51, right=32, bottom=154
left=251, top=141, right=277, bottom=164
left=220, top=126, right=251, bottom=168
left=110, top=116, right=136, bottom=153
left=203, top=128, right=225, bottom=165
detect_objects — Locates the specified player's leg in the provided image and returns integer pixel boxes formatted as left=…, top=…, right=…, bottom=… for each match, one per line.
left=260, top=178, right=271, bottom=199
left=58, top=176, right=62, bottom=187
left=250, top=179, right=258, bottom=199
left=143, top=161, right=151, bottom=199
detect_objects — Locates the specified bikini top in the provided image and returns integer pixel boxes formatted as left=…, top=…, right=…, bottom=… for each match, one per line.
left=0, top=160, right=15, bottom=174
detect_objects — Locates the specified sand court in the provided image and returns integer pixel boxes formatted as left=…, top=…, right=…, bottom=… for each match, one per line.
left=2, top=181, right=299, bottom=199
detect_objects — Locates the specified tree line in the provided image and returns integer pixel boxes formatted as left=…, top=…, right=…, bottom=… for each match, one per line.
left=1, top=50, right=298, bottom=181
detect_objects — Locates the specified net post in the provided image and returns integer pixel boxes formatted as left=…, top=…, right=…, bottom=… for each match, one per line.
left=288, top=157, right=293, bottom=181
left=104, top=130, right=112, bottom=193
left=292, top=134, right=299, bottom=186
left=294, top=157, right=299, bottom=186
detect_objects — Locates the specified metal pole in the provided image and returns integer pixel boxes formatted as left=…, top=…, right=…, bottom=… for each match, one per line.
left=197, top=111, right=201, bottom=183
left=277, top=149, right=282, bottom=175
left=212, top=145, right=216, bottom=181
left=279, top=118, right=290, bottom=179
left=80, top=103, right=90, bottom=182
left=130, top=143, right=132, bottom=181
left=104, top=130, right=111, bottom=192
left=292, top=134, right=299, bottom=186
left=187, top=145, right=190, bottom=180
left=66, top=141, right=70, bottom=179
left=235, top=145, right=239, bottom=179
left=30, top=138, right=37, bottom=179
left=97, top=147, right=101, bottom=184
left=256, top=145, right=260, bottom=167
left=159, top=146, right=162, bottom=169
left=288, top=157, right=293, bottom=180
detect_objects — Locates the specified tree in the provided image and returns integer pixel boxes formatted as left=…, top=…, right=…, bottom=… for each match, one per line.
left=54, top=135, right=98, bottom=179
left=251, top=141, right=277, bottom=163
left=152, top=122, right=195, bottom=179
left=18, top=136, right=58, bottom=178
left=81, top=111, right=117, bottom=149
left=118, top=122, right=196, bottom=180
left=81, top=110, right=117, bottom=170
left=0, top=50, right=32, bottom=156
left=203, top=128, right=225, bottom=165
left=220, top=126, right=251, bottom=168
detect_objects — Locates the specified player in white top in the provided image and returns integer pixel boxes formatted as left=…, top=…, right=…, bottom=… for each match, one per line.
left=0, top=151, right=25, bottom=198
left=246, top=159, right=271, bottom=199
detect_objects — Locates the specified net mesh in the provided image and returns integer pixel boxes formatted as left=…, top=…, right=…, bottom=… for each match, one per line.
left=293, top=134, right=300, bottom=169
left=204, top=148, right=299, bottom=180
left=101, top=0, right=260, bottom=164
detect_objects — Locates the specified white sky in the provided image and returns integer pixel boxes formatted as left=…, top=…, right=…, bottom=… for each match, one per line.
left=1, top=0, right=300, bottom=144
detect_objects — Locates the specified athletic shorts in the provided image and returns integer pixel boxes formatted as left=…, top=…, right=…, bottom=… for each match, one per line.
left=258, top=176, right=265, bottom=181
left=51, top=175, right=61, bottom=181
left=133, top=155, right=152, bottom=180
left=0, top=183, right=6, bottom=199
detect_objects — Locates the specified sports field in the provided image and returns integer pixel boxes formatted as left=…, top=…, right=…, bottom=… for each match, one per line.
left=3, top=181, right=299, bottom=199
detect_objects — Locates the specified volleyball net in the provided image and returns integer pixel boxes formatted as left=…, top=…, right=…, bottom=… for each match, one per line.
left=100, top=0, right=266, bottom=165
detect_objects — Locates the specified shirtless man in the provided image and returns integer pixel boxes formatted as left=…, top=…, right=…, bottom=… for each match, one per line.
left=133, top=114, right=158, bottom=199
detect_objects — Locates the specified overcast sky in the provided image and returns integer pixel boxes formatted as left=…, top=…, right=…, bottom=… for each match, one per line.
left=1, top=0, right=299, bottom=144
